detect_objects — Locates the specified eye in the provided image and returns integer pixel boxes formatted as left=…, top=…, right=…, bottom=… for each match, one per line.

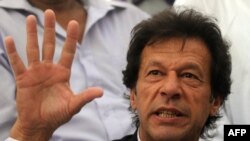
left=145, top=70, right=164, bottom=82
left=148, top=70, right=163, bottom=76
left=180, top=72, right=199, bottom=80
left=180, top=72, right=203, bottom=87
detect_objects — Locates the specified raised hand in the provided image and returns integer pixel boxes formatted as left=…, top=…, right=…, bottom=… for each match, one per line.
left=5, top=9, right=103, bottom=141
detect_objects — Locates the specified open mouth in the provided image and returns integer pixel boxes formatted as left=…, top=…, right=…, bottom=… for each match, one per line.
left=155, top=109, right=183, bottom=118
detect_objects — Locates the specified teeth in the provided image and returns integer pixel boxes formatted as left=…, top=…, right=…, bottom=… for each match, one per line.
left=158, top=111, right=178, bottom=118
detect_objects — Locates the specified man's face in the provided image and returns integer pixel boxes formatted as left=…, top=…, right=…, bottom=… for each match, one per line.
left=130, top=37, right=221, bottom=141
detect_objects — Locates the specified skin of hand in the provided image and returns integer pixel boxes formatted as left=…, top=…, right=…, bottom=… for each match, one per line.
left=4, top=9, right=103, bottom=141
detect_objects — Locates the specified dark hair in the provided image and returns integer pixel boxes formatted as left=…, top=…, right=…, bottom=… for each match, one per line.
left=122, top=8, right=231, bottom=138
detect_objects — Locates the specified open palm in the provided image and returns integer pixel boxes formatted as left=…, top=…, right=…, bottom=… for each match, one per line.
left=5, top=10, right=103, bottom=139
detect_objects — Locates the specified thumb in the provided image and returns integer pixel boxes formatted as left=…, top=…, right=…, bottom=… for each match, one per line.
left=69, top=87, right=103, bottom=115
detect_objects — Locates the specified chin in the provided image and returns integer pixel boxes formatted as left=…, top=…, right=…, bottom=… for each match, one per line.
left=149, top=130, right=192, bottom=141
left=153, top=135, right=181, bottom=141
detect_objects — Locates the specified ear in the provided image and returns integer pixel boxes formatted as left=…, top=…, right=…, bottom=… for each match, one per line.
left=209, top=96, right=222, bottom=116
left=130, top=88, right=137, bottom=110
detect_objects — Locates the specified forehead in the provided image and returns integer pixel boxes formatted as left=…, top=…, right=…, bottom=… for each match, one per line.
left=141, top=37, right=211, bottom=63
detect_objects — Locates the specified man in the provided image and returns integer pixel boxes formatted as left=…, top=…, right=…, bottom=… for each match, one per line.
left=118, top=8, right=231, bottom=141
left=0, top=0, right=149, bottom=140
left=5, top=8, right=231, bottom=141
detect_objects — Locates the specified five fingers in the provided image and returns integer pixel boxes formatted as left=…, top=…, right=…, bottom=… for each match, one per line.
left=5, top=9, right=102, bottom=127
left=6, top=9, right=79, bottom=73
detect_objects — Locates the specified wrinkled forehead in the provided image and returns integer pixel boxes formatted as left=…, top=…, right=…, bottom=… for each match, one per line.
left=143, top=37, right=210, bottom=55
left=140, top=37, right=212, bottom=70
left=145, top=37, right=208, bottom=52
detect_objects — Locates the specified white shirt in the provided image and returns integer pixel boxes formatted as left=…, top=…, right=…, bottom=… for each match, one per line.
left=137, top=129, right=141, bottom=141
left=5, top=138, right=18, bottom=141
left=0, top=0, right=149, bottom=140
left=174, top=0, right=250, bottom=140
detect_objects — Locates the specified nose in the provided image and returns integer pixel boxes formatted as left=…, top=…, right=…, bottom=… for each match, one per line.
left=160, top=71, right=181, bottom=100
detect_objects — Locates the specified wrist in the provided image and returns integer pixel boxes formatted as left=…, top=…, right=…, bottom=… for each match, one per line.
left=10, top=119, right=54, bottom=141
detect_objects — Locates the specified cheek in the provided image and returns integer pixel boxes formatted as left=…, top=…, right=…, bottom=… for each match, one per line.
left=136, top=81, right=155, bottom=99
left=186, top=85, right=212, bottom=106
left=190, top=94, right=212, bottom=126
left=193, top=104, right=211, bottom=130
left=185, top=86, right=212, bottom=120
left=136, top=84, right=158, bottom=115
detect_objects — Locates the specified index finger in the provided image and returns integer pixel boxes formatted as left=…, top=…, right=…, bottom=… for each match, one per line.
left=5, top=36, right=26, bottom=77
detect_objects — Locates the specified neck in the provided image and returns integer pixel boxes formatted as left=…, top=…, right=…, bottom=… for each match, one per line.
left=28, top=0, right=86, bottom=43
left=28, top=0, right=83, bottom=11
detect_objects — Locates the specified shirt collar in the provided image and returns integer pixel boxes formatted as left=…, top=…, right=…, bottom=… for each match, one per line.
left=137, top=128, right=142, bottom=141
left=0, top=0, right=40, bottom=13
left=0, top=0, right=127, bottom=12
left=0, top=0, right=127, bottom=37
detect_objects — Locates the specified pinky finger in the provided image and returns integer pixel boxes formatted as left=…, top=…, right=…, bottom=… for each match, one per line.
left=5, top=36, right=26, bottom=77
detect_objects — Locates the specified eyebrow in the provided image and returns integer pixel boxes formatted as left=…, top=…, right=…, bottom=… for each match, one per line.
left=177, top=62, right=203, bottom=72
left=141, top=60, right=164, bottom=74
left=146, top=60, right=204, bottom=75
left=146, top=60, right=165, bottom=69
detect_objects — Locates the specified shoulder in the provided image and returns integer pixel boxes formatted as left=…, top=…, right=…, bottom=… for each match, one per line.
left=107, top=1, right=150, bottom=27
left=90, top=0, right=150, bottom=21
left=88, top=0, right=150, bottom=30
left=110, top=0, right=150, bottom=19
left=86, top=0, right=150, bottom=25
